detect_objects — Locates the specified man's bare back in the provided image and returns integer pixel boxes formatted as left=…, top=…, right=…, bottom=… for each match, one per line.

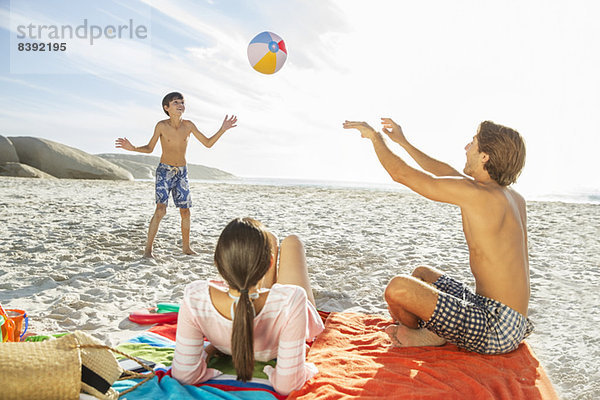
left=461, top=183, right=529, bottom=316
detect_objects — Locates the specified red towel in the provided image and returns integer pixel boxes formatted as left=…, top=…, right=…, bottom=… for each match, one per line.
left=289, top=312, right=558, bottom=400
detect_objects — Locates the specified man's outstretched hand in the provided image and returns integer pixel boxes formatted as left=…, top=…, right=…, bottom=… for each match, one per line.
left=381, top=118, right=408, bottom=146
left=221, top=115, right=238, bottom=131
left=115, top=137, right=134, bottom=151
left=343, top=120, right=378, bottom=140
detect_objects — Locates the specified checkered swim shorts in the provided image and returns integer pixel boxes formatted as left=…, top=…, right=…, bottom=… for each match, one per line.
left=155, top=163, right=192, bottom=208
left=418, top=274, right=534, bottom=354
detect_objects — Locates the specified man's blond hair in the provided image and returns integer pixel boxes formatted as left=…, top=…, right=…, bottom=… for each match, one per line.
left=476, top=121, right=526, bottom=186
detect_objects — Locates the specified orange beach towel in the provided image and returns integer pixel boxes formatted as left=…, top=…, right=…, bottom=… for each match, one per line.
left=289, top=312, right=558, bottom=400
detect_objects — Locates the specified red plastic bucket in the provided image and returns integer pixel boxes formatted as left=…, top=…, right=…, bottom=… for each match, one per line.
left=5, top=309, right=28, bottom=342
left=0, top=306, right=16, bottom=342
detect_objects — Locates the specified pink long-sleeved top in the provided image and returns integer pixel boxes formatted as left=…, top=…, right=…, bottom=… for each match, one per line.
left=171, top=280, right=325, bottom=395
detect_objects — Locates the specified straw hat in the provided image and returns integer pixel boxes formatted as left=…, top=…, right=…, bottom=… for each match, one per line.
left=0, top=331, right=122, bottom=400
left=73, top=331, right=121, bottom=400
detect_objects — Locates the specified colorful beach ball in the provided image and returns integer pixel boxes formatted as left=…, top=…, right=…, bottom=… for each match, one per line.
left=247, top=31, right=287, bottom=74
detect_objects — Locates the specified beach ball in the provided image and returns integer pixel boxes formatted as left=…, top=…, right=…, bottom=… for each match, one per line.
left=247, top=31, right=287, bottom=74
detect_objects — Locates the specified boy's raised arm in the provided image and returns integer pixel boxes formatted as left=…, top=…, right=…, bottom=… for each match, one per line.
left=115, top=123, right=161, bottom=153
left=189, top=115, right=237, bottom=148
left=381, top=118, right=463, bottom=178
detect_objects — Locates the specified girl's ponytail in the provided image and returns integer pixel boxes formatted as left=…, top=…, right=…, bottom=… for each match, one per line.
left=231, top=289, right=255, bottom=381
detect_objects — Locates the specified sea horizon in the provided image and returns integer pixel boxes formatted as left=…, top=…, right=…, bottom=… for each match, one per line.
left=183, top=176, right=600, bottom=206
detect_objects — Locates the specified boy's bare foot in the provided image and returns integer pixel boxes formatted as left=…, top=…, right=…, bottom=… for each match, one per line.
left=183, top=247, right=198, bottom=255
left=143, top=251, right=154, bottom=259
left=384, top=323, right=446, bottom=348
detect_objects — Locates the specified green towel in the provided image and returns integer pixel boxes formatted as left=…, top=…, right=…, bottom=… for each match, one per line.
left=116, top=343, right=175, bottom=366
left=24, top=332, right=70, bottom=342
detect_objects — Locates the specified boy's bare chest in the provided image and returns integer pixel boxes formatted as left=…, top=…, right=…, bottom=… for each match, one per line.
left=161, top=125, right=191, bottom=144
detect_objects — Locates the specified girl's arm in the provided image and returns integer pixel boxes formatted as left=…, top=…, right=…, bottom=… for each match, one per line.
left=171, top=289, right=221, bottom=384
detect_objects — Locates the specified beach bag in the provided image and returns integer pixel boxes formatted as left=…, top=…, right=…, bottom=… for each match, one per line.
left=0, top=330, right=154, bottom=399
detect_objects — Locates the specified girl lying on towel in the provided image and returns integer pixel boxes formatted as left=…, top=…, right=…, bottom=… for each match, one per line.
left=171, top=217, right=324, bottom=395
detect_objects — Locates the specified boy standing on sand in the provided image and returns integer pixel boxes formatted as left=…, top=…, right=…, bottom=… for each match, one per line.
left=116, top=92, right=237, bottom=258
left=344, top=118, right=533, bottom=355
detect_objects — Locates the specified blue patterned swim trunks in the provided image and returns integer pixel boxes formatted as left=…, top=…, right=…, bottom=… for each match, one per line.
left=155, top=163, right=192, bottom=208
left=418, top=274, right=534, bottom=354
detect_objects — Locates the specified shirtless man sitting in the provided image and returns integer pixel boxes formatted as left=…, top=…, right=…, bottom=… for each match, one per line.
left=343, top=118, right=533, bottom=354
left=116, top=92, right=237, bottom=258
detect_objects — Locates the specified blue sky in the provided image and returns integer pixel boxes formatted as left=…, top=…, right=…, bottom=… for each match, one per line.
left=1, top=0, right=599, bottom=198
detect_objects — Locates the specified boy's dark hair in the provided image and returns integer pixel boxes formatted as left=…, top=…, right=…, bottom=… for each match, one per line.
left=214, top=218, right=272, bottom=382
left=476, top=121, right=526, bottom=186
left=162, top=92, right=184, bottom=116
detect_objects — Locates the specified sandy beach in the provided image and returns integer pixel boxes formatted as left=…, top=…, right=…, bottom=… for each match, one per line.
left=1, top=176, right=598, bottom=399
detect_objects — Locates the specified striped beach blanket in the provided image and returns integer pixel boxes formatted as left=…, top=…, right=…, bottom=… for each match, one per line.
left=113, top=322, right=287, bottom=399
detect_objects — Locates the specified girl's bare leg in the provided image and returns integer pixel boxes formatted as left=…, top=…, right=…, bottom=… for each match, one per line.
left=275, top=235, right=316, bottom=306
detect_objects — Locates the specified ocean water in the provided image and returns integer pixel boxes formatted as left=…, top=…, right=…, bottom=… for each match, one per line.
left=198, top=176, right=600, bottom=205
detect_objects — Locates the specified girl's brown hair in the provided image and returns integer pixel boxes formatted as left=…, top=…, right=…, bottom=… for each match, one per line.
left=214, top=217, right=272, bottom=382
left=476, top=121, right=526, bottom=186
